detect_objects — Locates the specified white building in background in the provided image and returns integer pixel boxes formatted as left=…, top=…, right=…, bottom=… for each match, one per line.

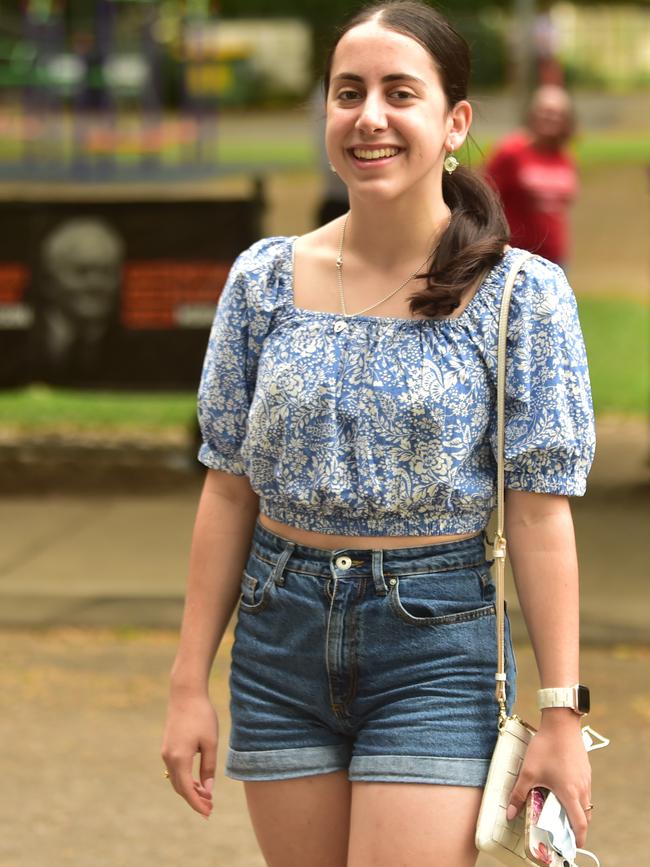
left=552, top=3, right=650, bottom=88
left=183, top=18, right=312, bottom=96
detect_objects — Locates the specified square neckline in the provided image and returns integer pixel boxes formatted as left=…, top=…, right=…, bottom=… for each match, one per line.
left=287, top=235, right=515, bottom=327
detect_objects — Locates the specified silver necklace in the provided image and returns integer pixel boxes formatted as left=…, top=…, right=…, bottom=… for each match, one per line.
left=336, top=211, right=448, bottom=317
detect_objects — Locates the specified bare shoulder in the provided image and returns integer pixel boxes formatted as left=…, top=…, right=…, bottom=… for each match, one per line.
left=295, top=217, right=345, bottom=263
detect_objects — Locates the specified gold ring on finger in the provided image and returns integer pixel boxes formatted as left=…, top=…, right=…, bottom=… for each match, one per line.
left=584, top=803, right=594, bottom=811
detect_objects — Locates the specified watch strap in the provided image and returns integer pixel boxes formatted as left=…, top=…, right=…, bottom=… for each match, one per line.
left=537, top=685, right=581, bottom=712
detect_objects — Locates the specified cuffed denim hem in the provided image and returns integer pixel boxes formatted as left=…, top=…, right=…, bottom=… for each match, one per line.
left=225, top=743, right=351, bottom=781
left=349, top=755, right=490, bottom=787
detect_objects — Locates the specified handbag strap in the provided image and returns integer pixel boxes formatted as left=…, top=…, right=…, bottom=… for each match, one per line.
left=494, top=251, right=534, bottom=726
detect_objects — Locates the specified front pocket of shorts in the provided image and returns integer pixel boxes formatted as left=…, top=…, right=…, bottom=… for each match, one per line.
left=238, top=570, right=274, bottom=614
left=388, top=568, right=496, bottom=627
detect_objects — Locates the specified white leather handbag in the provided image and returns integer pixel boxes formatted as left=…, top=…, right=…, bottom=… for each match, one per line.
left=474, top=252, right=608, bottom=867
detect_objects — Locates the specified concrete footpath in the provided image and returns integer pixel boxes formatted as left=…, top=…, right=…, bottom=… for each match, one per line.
left=0, top=416, right=648, bottom=642
left=1, top=629, right=647, bottom=867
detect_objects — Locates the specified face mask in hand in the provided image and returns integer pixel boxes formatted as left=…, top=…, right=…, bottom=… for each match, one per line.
left=525, top=727, right=609, bottom=867
left=527, top=788, right=602, bottom=867
left=536, top=791, right=577, bottom=862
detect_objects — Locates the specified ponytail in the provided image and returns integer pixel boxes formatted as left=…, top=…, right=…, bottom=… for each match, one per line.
left=407, top=167, right=510, bottom=319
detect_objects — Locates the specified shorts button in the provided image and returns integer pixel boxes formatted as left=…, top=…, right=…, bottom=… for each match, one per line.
left=334, top=555, right=352, bottom=569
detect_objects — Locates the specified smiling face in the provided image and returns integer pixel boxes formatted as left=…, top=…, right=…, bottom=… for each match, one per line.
left=325, top=19, right=471, bottom=204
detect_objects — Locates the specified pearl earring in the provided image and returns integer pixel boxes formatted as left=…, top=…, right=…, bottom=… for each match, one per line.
left=329, top=162, right=337, bottom=174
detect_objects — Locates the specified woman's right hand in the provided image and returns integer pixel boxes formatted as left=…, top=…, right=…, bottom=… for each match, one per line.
left=161, top=691, right=219, bottom=818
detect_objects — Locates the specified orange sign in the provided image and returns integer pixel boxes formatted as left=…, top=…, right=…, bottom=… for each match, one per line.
left=121, top=260, right=231, bottom=329
left=0, top=263, right=29, bottom=302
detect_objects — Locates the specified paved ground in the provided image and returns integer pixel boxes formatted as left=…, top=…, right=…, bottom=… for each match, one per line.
left=1, top=631, right=647, bottom=867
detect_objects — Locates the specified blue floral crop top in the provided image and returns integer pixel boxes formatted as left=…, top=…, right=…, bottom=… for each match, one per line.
left=197, top=237, right=595, bottom=536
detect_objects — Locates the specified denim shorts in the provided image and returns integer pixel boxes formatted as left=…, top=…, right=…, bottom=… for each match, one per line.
left=226, top=519, right=517, bottom=787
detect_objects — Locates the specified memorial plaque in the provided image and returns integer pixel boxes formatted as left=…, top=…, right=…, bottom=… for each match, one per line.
left=0, top=193, right=263, bottom=389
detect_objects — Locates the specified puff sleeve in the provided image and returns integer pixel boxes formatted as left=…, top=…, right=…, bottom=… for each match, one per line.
left=196, top=239, right=279, bottom=475
left=494, top=257, right=596, bottom=495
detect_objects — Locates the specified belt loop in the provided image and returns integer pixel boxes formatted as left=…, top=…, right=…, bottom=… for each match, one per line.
left=272, top=541, right=295, bottom=586
left=371, top=549, right=388, bottom=595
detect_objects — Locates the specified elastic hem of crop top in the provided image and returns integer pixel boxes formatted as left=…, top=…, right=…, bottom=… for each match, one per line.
left=259, top=498, right=489, bottom=538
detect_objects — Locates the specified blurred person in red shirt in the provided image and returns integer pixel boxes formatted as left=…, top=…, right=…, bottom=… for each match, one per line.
left=484, top=85, right=577, bottom=268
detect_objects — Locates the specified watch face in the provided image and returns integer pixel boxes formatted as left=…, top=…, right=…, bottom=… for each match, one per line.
left=577, top=684, right=591, bottom=714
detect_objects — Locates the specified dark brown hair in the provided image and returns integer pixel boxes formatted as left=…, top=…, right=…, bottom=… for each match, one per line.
left=323, top=0, right=509, bottom=318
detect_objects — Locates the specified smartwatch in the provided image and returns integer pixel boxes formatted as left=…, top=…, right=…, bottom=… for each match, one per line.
left=537, top=683, right=590, bottom=716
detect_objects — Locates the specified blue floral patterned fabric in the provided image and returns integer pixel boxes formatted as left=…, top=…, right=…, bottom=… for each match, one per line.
left=197, top=237, right=595, bottom=536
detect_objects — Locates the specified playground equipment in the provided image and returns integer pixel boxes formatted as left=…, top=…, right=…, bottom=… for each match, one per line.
left=0, top=182, right=265, bottom=389
left=0, top=0, right=251, bottom=181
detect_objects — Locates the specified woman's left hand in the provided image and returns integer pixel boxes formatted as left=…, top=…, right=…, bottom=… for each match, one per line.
left=506, top=711, right=592, bottom=849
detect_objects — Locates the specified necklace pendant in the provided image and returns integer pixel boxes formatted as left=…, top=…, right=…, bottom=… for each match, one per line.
left=336, top=256, right=343, bottom=268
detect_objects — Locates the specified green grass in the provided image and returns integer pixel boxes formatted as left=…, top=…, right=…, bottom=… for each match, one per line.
left=461, top=132, right=650, bottom=168
left=0, top=297, right=646, bottom=431
left=0, top=385, right=196, bottom=432
left=571, top=133, right=650, bottom=166
left=216, top=138, right=315, bottom=168
left=578, top=297, right=649, bottom=416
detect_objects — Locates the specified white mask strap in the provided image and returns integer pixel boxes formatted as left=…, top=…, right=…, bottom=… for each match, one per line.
left=581, top=725, right=610, bottom=752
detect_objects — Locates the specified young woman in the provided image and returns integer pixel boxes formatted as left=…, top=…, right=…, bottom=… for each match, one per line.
left=161, top=3, right=596, bottom=865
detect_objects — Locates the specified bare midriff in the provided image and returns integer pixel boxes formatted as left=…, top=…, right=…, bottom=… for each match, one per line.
left=258, top=513, right=480, bottom=551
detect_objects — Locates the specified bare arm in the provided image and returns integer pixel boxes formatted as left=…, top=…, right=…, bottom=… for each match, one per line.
left=171, top=468, right=260, bottom=691
left=504, top=489, right=592, bottom=848
left=507, top=489, right=580, bottom=689
left=162, top=468, right=259, bottom=816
